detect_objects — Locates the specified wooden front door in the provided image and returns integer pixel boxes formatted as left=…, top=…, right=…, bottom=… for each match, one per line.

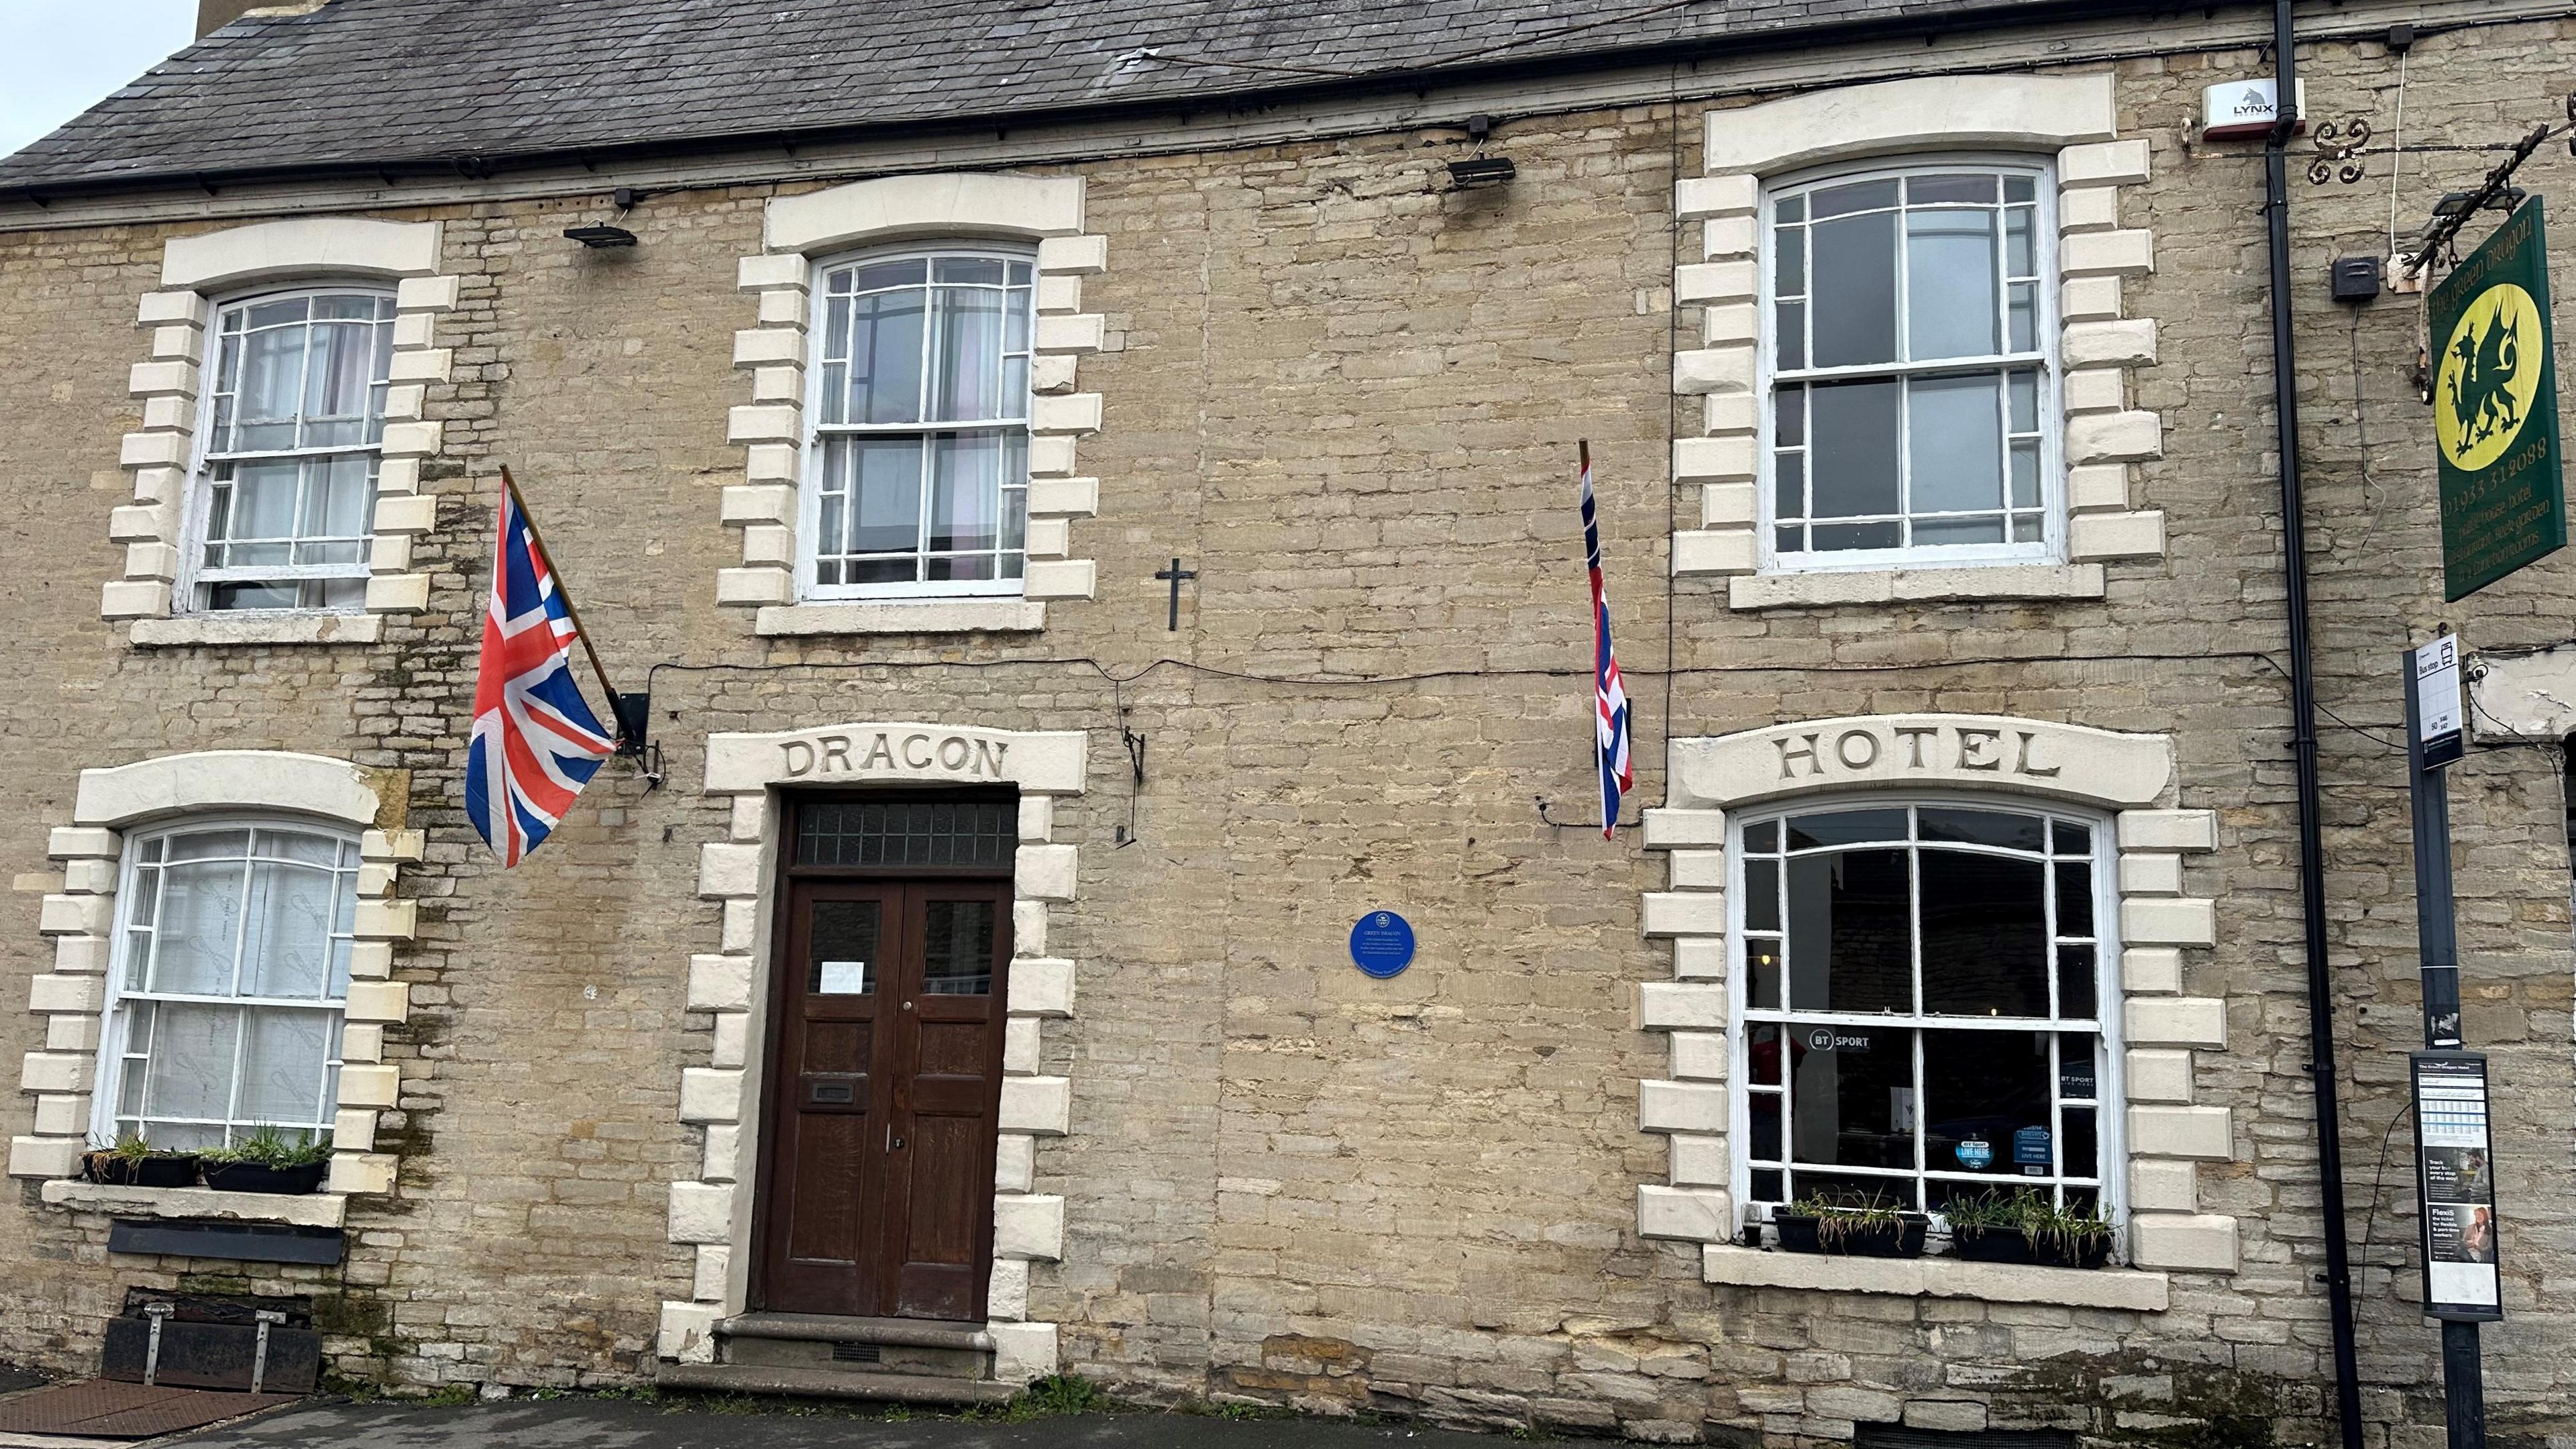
left=756, top=847, right=1012, bottom=1322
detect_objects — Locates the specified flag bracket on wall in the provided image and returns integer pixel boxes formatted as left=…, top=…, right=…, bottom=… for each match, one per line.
left=1534, top=795, right=1640, bottom=831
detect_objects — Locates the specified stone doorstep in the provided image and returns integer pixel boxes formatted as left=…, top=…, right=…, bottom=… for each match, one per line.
left=714, top=1311, right=995, bottom=1385
left=656, top=1361, right=1016, bottom=1407
left=718, top=1311, right=994, bottom=1352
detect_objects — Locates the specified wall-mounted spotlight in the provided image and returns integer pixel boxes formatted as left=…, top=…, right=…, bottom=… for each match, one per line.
left=566, top=187, right=642, bottom=248
left=1447, top=114, right=1515, bottom=189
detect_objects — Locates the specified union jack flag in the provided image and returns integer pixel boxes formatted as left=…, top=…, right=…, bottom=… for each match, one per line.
left=1581, top=446, right=1633, bottom=839
left=465, top=486, right=616, bottom=867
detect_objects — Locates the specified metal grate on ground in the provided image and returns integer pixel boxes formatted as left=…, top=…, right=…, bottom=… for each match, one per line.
left=0, top=1380, right=297, bottom=1440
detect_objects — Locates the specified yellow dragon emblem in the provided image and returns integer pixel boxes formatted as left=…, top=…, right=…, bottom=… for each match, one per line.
left=2438, top=282, right=2544, bottom=472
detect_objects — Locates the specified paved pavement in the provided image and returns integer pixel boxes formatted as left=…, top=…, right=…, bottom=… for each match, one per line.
left=168, top=1397, right=1617, bottom=1448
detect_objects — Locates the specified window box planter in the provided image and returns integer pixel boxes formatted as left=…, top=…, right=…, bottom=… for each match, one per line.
left=199, top=1161, right=330, bottom=1196
left=83, top=1152, right=199, bottom=1189
left=1950, top=1224, right=2114, bottom=1270
left=1774, top=1212, right=1927, bottom=1258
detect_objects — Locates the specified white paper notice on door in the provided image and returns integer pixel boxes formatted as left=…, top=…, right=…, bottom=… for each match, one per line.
left=818, top=961, right=871, bottom=995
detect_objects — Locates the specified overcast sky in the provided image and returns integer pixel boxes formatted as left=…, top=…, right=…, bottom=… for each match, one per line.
left=0, top=1, right=197, bottom=158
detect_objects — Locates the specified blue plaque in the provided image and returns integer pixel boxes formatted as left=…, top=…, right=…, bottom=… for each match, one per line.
left=1348, top=910, right=1416, bottom=979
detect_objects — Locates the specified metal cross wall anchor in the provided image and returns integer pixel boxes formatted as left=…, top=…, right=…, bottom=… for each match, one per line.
left=1153, top=557, right=1197, bottom=631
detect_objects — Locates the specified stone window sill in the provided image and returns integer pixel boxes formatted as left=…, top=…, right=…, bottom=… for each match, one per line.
left=130, top=613, right=385, bottom=647
left=1703, top=1243, right=2167, bottom=1311
left=753, top=600, right=1046, bottom=637
left=40, top=1178, right=347, bottom=1230
left=1727, top=564, right=2105, bottom=610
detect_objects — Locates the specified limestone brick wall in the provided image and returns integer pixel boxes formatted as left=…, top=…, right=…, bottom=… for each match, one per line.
left=0, top=13, right=2568, bottom=1448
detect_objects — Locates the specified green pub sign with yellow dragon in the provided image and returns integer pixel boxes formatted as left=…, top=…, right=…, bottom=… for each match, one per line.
left=2432, top=199, right=2565, bottom=600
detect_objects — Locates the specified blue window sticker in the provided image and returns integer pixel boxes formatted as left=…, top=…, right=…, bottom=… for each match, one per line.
left=2013, top=1125, right=2053, bottom=1172
left=1954, top=1137, right=1994, bottom=1170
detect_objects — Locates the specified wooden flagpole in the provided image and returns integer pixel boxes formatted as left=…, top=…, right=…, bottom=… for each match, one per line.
left=497, top=466, right=625, bottom=742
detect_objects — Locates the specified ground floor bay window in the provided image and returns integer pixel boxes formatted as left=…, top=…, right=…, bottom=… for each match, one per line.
left=1733, top=799, right=2119, bottom=1233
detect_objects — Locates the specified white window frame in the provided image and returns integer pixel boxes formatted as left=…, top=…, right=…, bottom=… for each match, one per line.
left=1758, top=156, right=2065, bottom=574
left=89, top=815, right=360, bottom=1151
left=796, top=244, right=1038, bottom=602
left=1725, top=792, right=2127, bottom=1243
left=174, top=283, right=398, bottom=617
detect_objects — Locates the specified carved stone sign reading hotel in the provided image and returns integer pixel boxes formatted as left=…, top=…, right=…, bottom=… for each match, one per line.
left=1668, top=714, right=2173, bottom=810
left=702, top=723, right=1089, bottom=796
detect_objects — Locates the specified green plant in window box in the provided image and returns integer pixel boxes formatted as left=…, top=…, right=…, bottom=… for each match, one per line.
left=1772, top=1191, right=1927, bottom=1258
left=1943, top=1189, right=2114, bottom=1269
left=81, top=1132, right=201, bottom=1189
left=198, top=1130, right=333, bottom=1196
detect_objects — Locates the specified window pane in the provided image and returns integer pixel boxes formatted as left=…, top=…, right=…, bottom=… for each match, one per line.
left=2061, top=1106, right=2099, bottom=1180
left=2056, top=943, right=2098, bottom=1020
left=1774, top=389, right=1804, bottom=447
left=1775, top=301, right=1806, bottom=371
left=2058, top=1034, right=2100, bottom=1099
left=1750, top=1091, right=1782, bottom=1164
left=1904, top=208, right=1998, bottom=360
left=1810, top=211, right=1898, bottom=367
left=1907, top=374, right=2004, bottom=514
left=1922, top=1028, right=2049, bottom=1177
left=213, top=460, right=302, bottom=547
left=2051, top=821, right=2091, bottom=855
left=1917, top=808, right=2043, bottom=852
left=844, top=437, right=925, bottom=554
left=1809, top=178, right=1898, bottom=217
left=932, top=256, right=1006, bottom=286
left=1785, top=808, right=1906, bottom=850
left=142, top=1002, right=240, bottom=1123
left=928, top=433, right=1006, bottom=553
left=1786, top=850, right=1911, bottom=1014
left=1788, top=1022, right=1913, bottom=1169
left=238, top=1007, right=332, bottom=1125
left=853, top=286, right=927, bottom=424
left=1913, top=517, right=2005, bottom=546
left=152, top=859, right=244, bottom=995
left=1743, top=858, right=1781, bottom=931
left=303, top=320, right=379, bottom=441
left=1774, top=227, right=1805, bottom=295
left=922, top=900, right=995, bottom=995
left=241, top=860, right=339, bottom=999
left=2055, top=861, right=2095, bottom=938
left=1918, top=851, right=2047, bottom=1016
left=843, top=259, right=926, bottom=294
left=1808, top=379, right=1900, bottom=521
left=1909, top=173, right=1997, bottom=205
left=232, top=322, right=305, bottom=437
left=1743, top=820, right=1780, bottom=853
left=807, top=900, right=880, bottom=995
left=1772, top=451, right=1805, bottom=521
left=928, top=285, right=1008, bottom=422
left=1749, top=1023, right=1783, bottom=1086
left=1744, top=936, right=1782, bottom=1010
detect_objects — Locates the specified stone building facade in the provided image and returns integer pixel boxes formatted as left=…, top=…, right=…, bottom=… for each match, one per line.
left=0, top=0, right=2573, bottom=1443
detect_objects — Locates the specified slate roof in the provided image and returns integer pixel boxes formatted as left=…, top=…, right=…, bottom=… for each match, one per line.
left=0, top=0, right=2192, bottom=197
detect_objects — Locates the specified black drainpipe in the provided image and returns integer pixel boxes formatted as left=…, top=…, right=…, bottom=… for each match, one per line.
left=2263, top=3, right=2366, bottom=1444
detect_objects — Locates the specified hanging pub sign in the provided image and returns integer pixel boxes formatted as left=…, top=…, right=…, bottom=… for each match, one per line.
left=2412, top=1052, right=2505, bottom=1322
left=2431, top=199, right=2566, bottom=601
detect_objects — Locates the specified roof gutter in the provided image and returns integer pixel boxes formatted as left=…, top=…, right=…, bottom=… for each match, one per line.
left=1, top=0, right=2241, bottom=207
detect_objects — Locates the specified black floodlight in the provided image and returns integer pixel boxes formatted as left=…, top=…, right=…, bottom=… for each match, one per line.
left=1447, top=156, right=1517, bottom=187
left=565, top=224, right=638, bottom=248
